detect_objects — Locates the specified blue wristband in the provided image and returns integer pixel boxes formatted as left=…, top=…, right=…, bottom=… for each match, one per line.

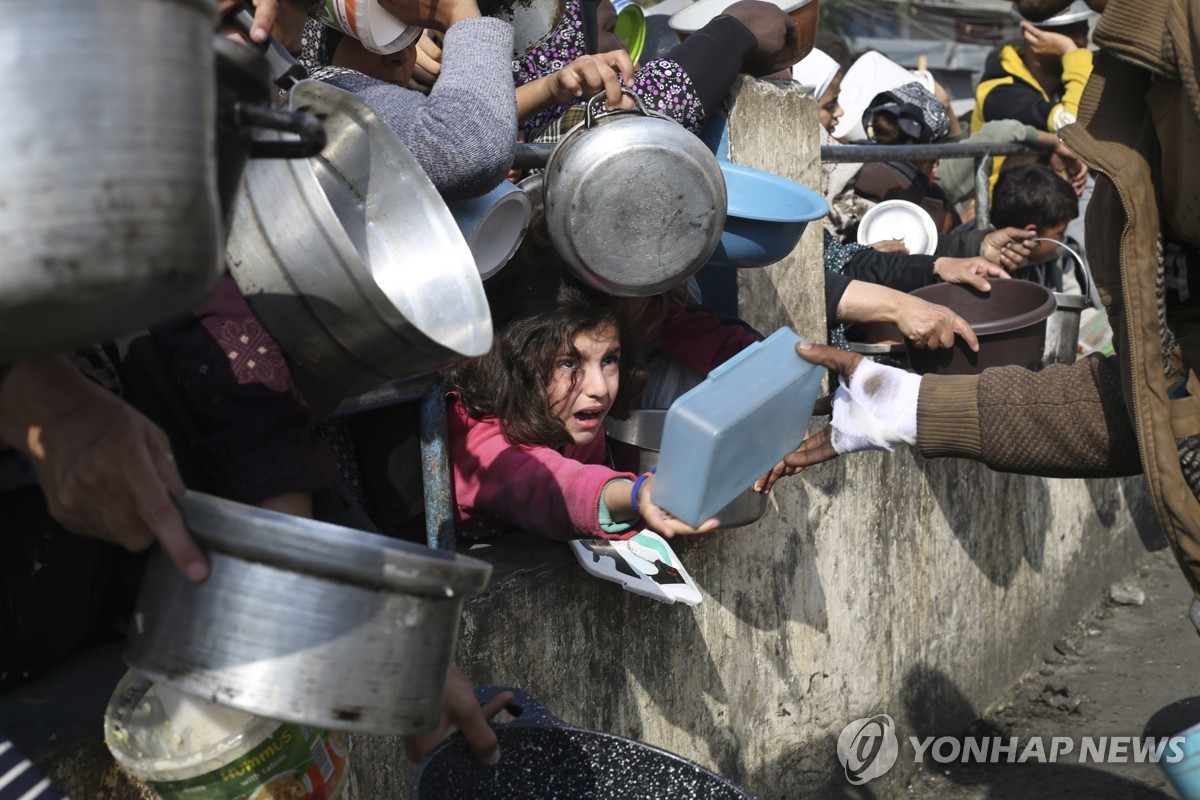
left=629, top=467, right=656, bottom=517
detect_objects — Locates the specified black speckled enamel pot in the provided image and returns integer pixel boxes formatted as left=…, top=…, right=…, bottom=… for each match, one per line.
left=411, top=688, right=757, bottom=799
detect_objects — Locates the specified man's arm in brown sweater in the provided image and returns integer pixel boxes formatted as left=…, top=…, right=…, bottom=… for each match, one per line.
left=917, top=353, right=1142, bottom=477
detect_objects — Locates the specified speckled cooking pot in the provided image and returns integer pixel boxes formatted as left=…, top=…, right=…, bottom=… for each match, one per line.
left=411, top=688, right=757, bottom=799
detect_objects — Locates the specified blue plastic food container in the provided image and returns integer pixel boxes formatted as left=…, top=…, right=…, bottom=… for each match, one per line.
left=652, top=327, right=824, bottom=527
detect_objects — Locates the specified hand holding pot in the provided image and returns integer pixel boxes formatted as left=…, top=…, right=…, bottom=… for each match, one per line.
left=0, top=357, right=205, bottom=582
left=981, top=228, right=1038, bottom=271
left=216, top=0, right=276, bottom=43
left=404, top=666, right=514, bottom=766
left=517, top=53, right=636, bottom=121
left=722, top=0, right=797, bottom=75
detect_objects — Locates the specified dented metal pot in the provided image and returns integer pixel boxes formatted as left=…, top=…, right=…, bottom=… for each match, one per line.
left=124, top=491, right=493, bottom=735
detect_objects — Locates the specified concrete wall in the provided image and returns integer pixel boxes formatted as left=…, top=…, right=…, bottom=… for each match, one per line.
left=347, top=77, right=1156, bottom=798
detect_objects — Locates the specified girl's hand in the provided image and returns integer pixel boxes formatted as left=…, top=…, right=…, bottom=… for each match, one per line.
left=932, top=255, right=1010, bottom=290
left=408, top=30, right=443, bottom=94
left=550, top=52, right=637, bottom=107
left=981, top=228, right=1038, bottom=270
left=634, top=473, right=720, bottom=537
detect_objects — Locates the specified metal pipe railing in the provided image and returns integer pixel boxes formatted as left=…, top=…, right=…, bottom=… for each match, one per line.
left=514, top=140, right=1040, bottom=230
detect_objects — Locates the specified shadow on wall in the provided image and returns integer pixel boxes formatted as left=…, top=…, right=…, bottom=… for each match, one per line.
left=917, top=456, right=1052, bottom=587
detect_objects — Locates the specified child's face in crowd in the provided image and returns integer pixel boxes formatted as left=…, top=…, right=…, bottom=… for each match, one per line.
left=546, top=324, right=621, bottom=446
left=334, top=36, right=418, bottom=86
left=817, top=74, right=844, bottom=135
left=1027, top=219, right=1069, bottom=263
left=597, top=1, right=627, bottom=55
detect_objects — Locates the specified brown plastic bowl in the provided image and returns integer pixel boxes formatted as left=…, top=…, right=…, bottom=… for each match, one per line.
left=904, top=280, right=1057, bottom=376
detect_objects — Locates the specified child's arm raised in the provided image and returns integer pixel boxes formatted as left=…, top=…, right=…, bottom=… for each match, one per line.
left=602, top=473, right=722, bottom=538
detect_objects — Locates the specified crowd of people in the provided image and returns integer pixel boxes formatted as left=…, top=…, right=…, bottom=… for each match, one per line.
left=2, top=0, right=1197, bottom=788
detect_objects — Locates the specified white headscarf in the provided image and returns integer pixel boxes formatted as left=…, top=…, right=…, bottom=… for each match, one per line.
left=792, top=48, right=839, bottom=101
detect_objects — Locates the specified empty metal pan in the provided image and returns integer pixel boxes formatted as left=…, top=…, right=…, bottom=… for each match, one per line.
left=227, top=80, right=492, bottom=397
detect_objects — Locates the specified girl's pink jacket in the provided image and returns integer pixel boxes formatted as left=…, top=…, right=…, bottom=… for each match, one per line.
left=447, top=399, right=637, bottom=541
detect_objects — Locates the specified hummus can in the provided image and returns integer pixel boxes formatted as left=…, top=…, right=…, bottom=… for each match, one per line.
left=105, top=671, right=349, bottom=800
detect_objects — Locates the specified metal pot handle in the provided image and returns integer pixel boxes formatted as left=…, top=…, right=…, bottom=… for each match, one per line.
left=473, top=686, right=570, bottom=728
left=226, top=4, right=308, bottom=89
left=584, top=86, right=654, bottom=129
left=1027, top=238, right=1101, bottom=309
left=238, top=104, right=327, bottom=160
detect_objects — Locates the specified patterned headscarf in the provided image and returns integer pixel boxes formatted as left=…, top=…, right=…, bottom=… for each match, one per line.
left=862, top=81, right=949, bottom=144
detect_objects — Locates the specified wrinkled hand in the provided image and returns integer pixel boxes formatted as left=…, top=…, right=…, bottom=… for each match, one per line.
left=216, top=0, right=276, bottom=42
left=932, top=255, right=1010, bottom=290
left=377, top=0, right=480, bottom=32
left=636, top=474, right=721, bottom=537
left=981, top=228, right=1038, bottom=270
left=408, top=30, right=443, bottom=93
left=1050, top=142, right=1089, bottom=196
left=550, top=52, right=637, bottom=108
left=894, top=294, right=979, bottom=351
left=871, top=238, right=910, bottom=254
left=0, top=357, right=205, bottom=581
left=404, top=666, right=514, bottom=766
left=1021, top=20, right=1078, bottom=57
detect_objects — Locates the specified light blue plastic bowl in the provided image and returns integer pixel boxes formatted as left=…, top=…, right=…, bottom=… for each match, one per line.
left=707, top=162, right=828, bottom=269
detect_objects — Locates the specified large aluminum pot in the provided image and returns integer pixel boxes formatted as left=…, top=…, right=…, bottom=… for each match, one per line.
left=124, top=491, right=493, bottom=735
left=227, top=80, right=493, bottom=397
left=0, top=0, right=223, bottom=361
left=478, top=0, right=565, bottom=56
left=544, top=89, right=727, bottom=297
left=605, top=409, right=768, bottom=529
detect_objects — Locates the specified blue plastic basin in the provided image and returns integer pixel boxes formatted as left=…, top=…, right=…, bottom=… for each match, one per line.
left=708, top=162, right=828, bottom=269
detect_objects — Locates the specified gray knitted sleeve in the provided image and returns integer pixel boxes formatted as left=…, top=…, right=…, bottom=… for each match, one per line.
left=320, top=18, right=517, bottom=200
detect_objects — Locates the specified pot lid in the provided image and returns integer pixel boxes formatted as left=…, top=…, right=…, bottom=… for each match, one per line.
left=174, top=491, right=492, bottom=598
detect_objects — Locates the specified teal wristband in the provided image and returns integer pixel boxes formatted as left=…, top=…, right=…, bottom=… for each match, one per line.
left=629, top=467, right=656, bottom=517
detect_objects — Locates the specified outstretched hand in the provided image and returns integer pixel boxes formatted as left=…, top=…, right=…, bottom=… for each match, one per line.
left=0, top=357, right=206, bottom=581
left=933, top=255, right=1010, bottom=291
left=636, top=473, right=721, bottom=537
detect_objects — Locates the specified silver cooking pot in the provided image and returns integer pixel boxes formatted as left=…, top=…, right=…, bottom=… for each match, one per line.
left=0, top=0, right=223, bottom=361
left=544, top=90, right=727, bottom=297
left=124, top=491, right=493, bottom=735
left=605, top=409, right=768, bottom=529
left=227, top=80, right=493, bottom=397
left=1034, top=239, right=1097, bottom=366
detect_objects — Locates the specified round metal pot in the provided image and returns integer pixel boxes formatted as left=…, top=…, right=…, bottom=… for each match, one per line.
left=1043, top=292, right=1087, bottom=366
left=0, top=0, right=223, bottom=362
left=605, top=409, right=768, bottom=529
left=478, top=0, right=565, bottom=56
left=227, top=80, right=492, bottom=397
left=124, top=491, right=493, bottom=735
left=544, top=89, right=727, bottom=297
left=412, top=688, right=757, bottom=799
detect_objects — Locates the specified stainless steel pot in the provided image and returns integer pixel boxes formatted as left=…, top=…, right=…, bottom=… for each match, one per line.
left=0, top=0, right=223, bottom=361
left=1031, top=238, right=1096, bottom=367
left=227, top=80, right=493, bottom=397
left=544, top=89, right=727, bottom=297
left=479, top=0, right=565, bottom=55
left=124, top=491, right=493, bottom=735
left=605, top=409, right=768, bottom=529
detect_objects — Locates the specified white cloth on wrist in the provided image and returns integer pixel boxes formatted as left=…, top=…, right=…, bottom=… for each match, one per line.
left=829, top=358, right=922, bottom=454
